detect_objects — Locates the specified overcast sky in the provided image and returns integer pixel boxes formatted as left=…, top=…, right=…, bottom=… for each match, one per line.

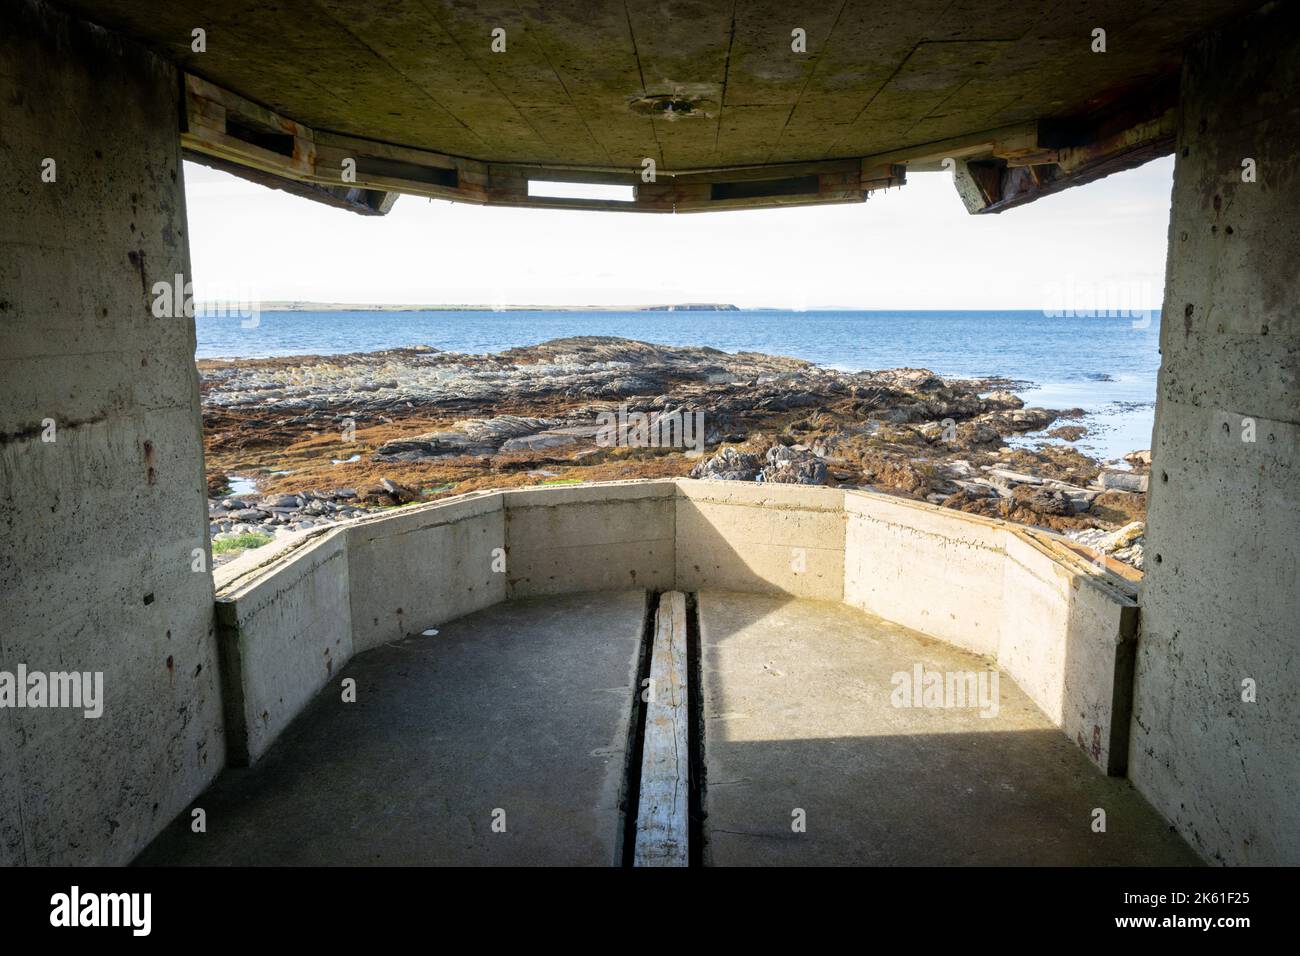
left=183, top=155, right=1173, bottom=312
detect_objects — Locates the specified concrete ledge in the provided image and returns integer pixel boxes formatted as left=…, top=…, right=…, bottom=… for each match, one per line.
left=211, top=479, right=1143, bottom=776
left=501, top=477, right=673, bottom=508
left=214, top=527, right=329, bottom=594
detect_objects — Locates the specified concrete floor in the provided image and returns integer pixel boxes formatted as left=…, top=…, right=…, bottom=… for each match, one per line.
left=698, top=590, right=1199, bottom=865
left=137, top=590, right=647, bottom=865
left=138, top=587, right=1198, bottom=866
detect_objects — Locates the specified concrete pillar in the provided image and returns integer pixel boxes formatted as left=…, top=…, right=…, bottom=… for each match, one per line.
left=1132, top=1, right=1300, bottom=865
left=0, top=0, right=224, bottom=864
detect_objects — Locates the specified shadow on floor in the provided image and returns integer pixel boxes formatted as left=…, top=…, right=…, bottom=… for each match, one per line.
left=137, top=588, right=1197, bottom=866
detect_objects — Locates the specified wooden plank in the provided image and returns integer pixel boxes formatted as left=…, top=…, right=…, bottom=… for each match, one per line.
left=633, top=591, right=689, bottom=867
left=182, top=149, right=398, bottom=217
left=313, top=131, right=459, bottom=170
left=182, top=74, right=316, bottom=178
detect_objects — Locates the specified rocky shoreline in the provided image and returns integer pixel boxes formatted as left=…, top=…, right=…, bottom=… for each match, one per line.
left=201, top=337, right=1151, bottom=569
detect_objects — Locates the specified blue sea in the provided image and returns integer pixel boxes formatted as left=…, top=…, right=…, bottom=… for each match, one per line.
left=195, top=309, right=1161, bottom=462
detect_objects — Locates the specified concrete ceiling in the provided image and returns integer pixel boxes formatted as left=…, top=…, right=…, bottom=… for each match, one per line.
left=57, top=0, right=1254, bottom=173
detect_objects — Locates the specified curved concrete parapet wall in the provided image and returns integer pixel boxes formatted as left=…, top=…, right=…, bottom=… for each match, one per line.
left=845, top=492, right=1005, bottom=657
left=675, top=481, right=846, bottom=600
left=213, top=478, right=1139, bottom=774
left=505, top=482, right=676, bottom=599
left=998, top=530, right=1138, bottom=774
left=844, top=492, right=1139, bottom=774
left=214, top=527, right=351, bottom=765
left=348, top=491, right=505, bottom=652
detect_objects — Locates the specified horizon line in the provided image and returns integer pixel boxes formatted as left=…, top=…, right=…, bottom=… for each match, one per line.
left=195, top=301, right=1167, bottom=315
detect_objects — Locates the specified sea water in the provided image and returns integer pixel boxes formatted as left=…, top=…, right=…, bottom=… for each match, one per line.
left=196, top=309, right=1161, bottom=461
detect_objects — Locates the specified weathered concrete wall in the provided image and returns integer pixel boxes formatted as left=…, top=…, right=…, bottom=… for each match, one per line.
left=348, top=491, right=505, bottom=654
left=675, top=481, right=845, bottom=600
left=1132, top=2, right=1300, bottom=865
left=845, top=491, right=1005, bottom=657
left=214, top=529, right=351, bottom=765
left=0, top=0, right=223, bottom=864
left=843, top=490, right=1138, bottom=774
left=999, top=531, right=1138, bottom=776
left=213, top=483, right=676, bottom=762
left=505, top=481, right=675, bottom=598
left=207, top=479, right=1147, bottom=789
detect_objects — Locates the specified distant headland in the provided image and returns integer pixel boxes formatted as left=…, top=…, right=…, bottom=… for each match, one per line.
left=248, top=301, right=742, bottom=313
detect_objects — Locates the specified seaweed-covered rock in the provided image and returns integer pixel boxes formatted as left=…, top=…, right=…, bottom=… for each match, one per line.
left=691, top=446, right=761, bottom=481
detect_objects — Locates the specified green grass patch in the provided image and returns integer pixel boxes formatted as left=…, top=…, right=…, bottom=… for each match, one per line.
left=540, top=478, right=583, bottom=485
left=212, top=532, right=274, bottom=554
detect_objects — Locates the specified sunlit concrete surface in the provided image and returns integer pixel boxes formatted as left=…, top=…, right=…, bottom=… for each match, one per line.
left=137, top=591, right=646, bottom=866
left=698, top=591, right=1197, bottom=866
left=138, top=586, right=1195, bottom=866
